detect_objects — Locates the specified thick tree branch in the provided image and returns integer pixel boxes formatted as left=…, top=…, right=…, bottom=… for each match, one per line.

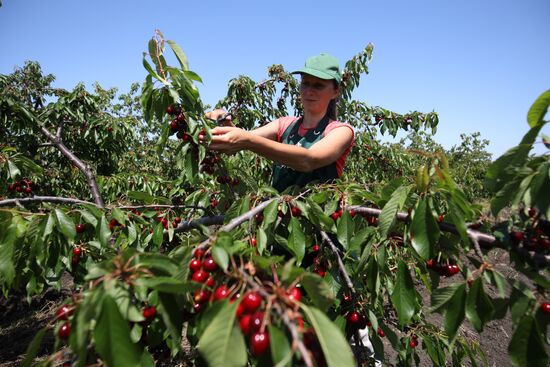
left=40, top=125, right=105, bottom=208
left=346, top=205, right=550, bottom=267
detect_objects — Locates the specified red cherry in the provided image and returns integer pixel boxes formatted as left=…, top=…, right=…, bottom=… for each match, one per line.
left=291, top=206, right=301, bottom=217
left=288, top=287, right=302, bottom=302
left=56, top=305, right=73, bottom=320
left=7, top=184, right=15, bottom=191
left=331, top=212, right=340, bottom=221
left=214, top=285, right=231, bottom=301
left=205, top=276, right=216, bottom=288
left=409, top=338, right=419, bottom=348
left=349, top=210, right=356, bottom=218
left=511, top=231, right=525, bottom=244
left=249, top=312, right=264, bottom=332
left=203, top=256, right=219, bottom=272
left=193, top=302, right=204, bottom=313
left=166, top=105, right=175, bottom=115
left=438, top=214, right=445, bottom=222
left=541, top=302, right=550, bottom=315
left=255, top=213, right=264, bottom=224
left=250, top=237, right=257, bottom=247
left=446, top=264, right=460, bottom=276
left=191, top=270, right=209, bottom=283
left=250, top=331, right=270, bottom=357
left=426, top=259, right=435, bottom=269
left=194, top=290, right=212, bottom=303
left=72, top=247, right=82, bottom=257
left=24, top=186, right=32, bottom=194
left=239, top=314, right=252, bottom=336
left=347, top=312, right=361, bottom=326
left=377, top=328, right=385, bottom=337
left=189, top=259, right=202, bottom=272
left=75, top=223, right=86, bottom=233
left=58, top=322, right=71, bottom=340
left=194, top=248, right=206, bottom=259
left=242, top=292, right=262, bottom=313
left=143, top=306, right=157, bottom=321
left=528, top=207, right=537, bottom=218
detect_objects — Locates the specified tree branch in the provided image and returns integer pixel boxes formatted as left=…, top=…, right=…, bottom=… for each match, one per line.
left=346, top=205, right=550, bottom=267
left=319, top=231, right=356, bottom=294
left=40, top=125, right=105, bottom=208
left=0, top=196, right=98, bottom=207
left=220, top=198, right=281, bottom=232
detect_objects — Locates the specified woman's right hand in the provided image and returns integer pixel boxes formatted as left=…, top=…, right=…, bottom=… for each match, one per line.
left=205, top=109, right=234, bottom=127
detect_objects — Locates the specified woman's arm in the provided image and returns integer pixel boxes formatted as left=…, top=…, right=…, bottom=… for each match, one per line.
left=207, top=126, right=353, bottom=172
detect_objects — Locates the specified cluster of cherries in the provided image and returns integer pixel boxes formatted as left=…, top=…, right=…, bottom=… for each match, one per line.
left=6, top=178, right=34, bottom=195
left=71, top=246, right=84, bottom=266
left=510, top=207, right=550, bottom=253
left=155, top=211, right=182, bottom=230
left=426, top=258, right=460, bottom=277
left=166, top=104, right=190, bottom=140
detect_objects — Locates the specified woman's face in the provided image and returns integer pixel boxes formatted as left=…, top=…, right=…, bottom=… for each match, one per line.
left=299, top=74, right=339, bottom=115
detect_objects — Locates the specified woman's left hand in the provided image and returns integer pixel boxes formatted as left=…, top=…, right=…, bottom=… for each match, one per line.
left=205, top=126, right=250, bottom=154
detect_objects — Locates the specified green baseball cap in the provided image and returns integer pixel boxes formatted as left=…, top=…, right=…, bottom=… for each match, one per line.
left=292, top=53, right=341, bottom=84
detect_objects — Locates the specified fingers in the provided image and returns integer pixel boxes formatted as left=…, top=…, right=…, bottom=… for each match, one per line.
left=205, top=108, right=227, bottom=121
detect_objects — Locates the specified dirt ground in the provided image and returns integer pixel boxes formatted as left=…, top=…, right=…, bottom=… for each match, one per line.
left=0, top=248, right=540, bottom=366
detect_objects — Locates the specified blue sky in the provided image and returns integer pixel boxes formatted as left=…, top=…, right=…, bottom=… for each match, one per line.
left=1, top=0, right=548, bottom=158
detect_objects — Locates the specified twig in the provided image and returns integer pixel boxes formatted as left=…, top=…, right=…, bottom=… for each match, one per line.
left=0, top=196, right=98, bottom=207
left=220, top=197, right=282, bottom=232
left=319, top=231, right=355, bottom=294
left=170, top=215, right=225, bottom=234
left=117, top=204, right=207, bottom=211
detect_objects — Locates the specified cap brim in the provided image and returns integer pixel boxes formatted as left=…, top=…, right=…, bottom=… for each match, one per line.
left=291, top=67, right=335, bottom=80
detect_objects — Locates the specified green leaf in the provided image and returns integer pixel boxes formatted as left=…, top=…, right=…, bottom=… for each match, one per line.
left=54, top=209, right=76, bottom=241
left=21, top=327, right=46, bottom=367
left=527, top=89, right=550, bottom=128
left=268, top=324, right=292, bottom=367
left=93, top=295, right=142, bottom=367
left=410, top=196, right=439, bottom=259
left=256, top=227, right=267, bottom=255
left=300, top=305, right=355, bottom=367
left=465, top=278, right=494, bottom=332
left=136, top=277, right=193, bottom=294
left=508, top=314, right=548, bottom=367
left=430, top=283, right=463, bottom=313
left=127, top=191, right=158, bottom=204
left=336, top=210, right=353, bottom=249
left=443, top=284, right=466, bottom=341
left=167, top=40, right=190, bottom=70
left=0, top=223, right=17, bottom=286
left=152, top=222, right=164, bottom=247
left=158, top=292, right=184, bottom=343
left=288, top=217, right=306, bottom=265
left=301, top=273, right=335, bottom=312
left=212, top=245, right=229, bottom=271
left=379, top=184, right=411, bottom=238
left=390, top=260, right=419, bottom=325
left=97, top=215, right=111, bottom=247
left=198, top=301, right=247, bottom=367
left=7, top=160, right=20, bottom=178
left=261, top=199, right=279, bottom=227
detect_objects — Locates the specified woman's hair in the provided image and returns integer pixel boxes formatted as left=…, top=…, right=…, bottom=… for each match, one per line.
left=326, top=80, right=340, bottom=120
